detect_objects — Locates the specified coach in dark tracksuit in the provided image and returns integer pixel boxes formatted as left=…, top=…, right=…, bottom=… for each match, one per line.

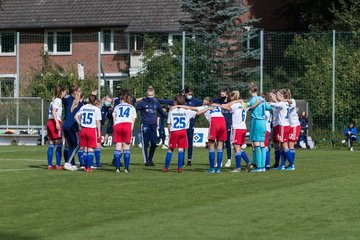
left=136, top=87, right=167, bottom=166
left=158, top=87, right=202, bottom=166
left=212, top=87, right=232, bottom=165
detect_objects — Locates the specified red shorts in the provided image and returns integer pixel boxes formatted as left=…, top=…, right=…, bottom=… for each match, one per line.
left=231, top=129, right=246, bottom=145
left=169, top=129, right=188, bottom=149
left=47, top=119, right=62, bottom=141
left=289, top=125, right=301, bottom=142
left=113, top=123, right=132, bottom=144
left=264, top=131, right=271, bottom=147
left=209, top=117, right=227, bottom=142
left=97, top=130, right=102, bottom=144
left=276, top=125, right=291, bottom=143
left=80, top=127, right=97, bottom=149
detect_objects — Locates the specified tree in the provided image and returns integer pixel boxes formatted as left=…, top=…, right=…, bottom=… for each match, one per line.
left=331, top=0, right=360, bottom=31
left=181, top=0, right=259, bottom=90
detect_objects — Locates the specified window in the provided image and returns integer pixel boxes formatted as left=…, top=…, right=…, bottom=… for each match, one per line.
left=130, top=35, right=144, bottom=51
left=45, top=30, right=72, bottom=55
left=0, top=75, right=15, bottom=97
left=0, top=32, right=16, bottom=55
left=102, top=29, right=129, bottom=54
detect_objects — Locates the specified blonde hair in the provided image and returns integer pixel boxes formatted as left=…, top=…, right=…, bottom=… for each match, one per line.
left=230, top=90, right=240, bottom=101
left=70, top=91, right=81, bottom=112
left=203, top=97, right=211, bottom=105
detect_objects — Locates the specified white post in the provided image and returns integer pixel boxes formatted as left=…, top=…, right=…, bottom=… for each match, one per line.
left=260, top=30, right=264, bottom=93
left=16, top=32, right=20, bottom=125
left=98, top=32, right=101, bottom=99
left=41, top=98, right=44, bottom=146
left=332, top=30, right=336, bottom=132
left=182, top=31, right=186, bottom=90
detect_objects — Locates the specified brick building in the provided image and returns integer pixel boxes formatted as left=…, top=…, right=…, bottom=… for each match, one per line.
left=0, top=0, right=287, bottom=97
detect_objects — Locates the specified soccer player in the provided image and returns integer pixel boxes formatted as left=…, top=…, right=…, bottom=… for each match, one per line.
left=212, top=87, right=233, bottom=168
left=269, top=89, right=292, bottom=170
left=286, top=89, right=300, bottom=170
left=212, top=90, right=250, bottom=172
left=47, top=86, right=66, bottom=170
left=100, top=95, right=113, bottom=148
left=247, top=83, right=268, bottom=172
left=136, top=86, right=167, bottom=166
left=75, top=95, right=102, bottom=172
left=162, top=95, right=209, bottom=173
left=263, top=92, right=273, bottom=170
left=112, top=93, right=137, bottom=173
left=178, top=97, right=225, bottom=173
left=269, top=90, right=281, bottom=168
left=157, top=106, right=167, bottom=149
left=62, top=86, right=81, bottom=165
left=62, top=89, right=84, bottom=171
left=158, top=87, right=203, bottom=166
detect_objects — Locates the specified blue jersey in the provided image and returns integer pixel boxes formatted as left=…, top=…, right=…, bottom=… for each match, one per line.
left=249, top=96, right=267, bottom=120
left=100, top=105, right=112, bottom=127
left=62, top=101, right=84, bottom=131
left=136, top=97, right=167, bottom=125
left=62, top=95, right=75, bottom=121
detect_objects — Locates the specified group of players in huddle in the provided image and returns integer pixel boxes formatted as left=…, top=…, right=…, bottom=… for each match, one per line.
left=46, top=82, right=301, bottom=174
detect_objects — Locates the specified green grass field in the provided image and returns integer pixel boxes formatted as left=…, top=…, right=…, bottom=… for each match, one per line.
left=0, top=146, right=359, bottom=240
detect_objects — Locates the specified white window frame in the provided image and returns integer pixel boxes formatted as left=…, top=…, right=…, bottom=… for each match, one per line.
left=101, top=29, right=130, bottom=54
left=0, top=31, right=16, bottom=56
left=44, top=29, right=72, bottom=55
left=0, top=74, right=16, bottom=97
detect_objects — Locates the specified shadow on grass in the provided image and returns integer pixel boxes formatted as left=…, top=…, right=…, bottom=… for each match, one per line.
left=0, top=233, right=40, bottom=240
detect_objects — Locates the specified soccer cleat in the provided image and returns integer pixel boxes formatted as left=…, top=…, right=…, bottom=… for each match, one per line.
left=207, top=168, right=215, bottom=174
left=161, top=167, right=168, bottom=173
left=47, top=165, right=53, bottom=170
left=64, top=162, right=75, bottom=171
left=55, top=165, right=63, bottom=170
left=116, top=168, right=121, bottom=173
left=271, top=163, right=279, bottom=169
left=247, top=164, right=255, bottom=172
left=187, top=160, right=192, bottom=166
left=178, top=168, right=183, bottom=173
left=215, top=169, right=221, bottom=173
left=232, top=168, right=241, bottom=173
left=145, top=162, right=153, bottom=167
left=214, top=163, right=223, bottom=168
left=250, top=168, right=263, bottom=173
left=86, top=168, right=93, bottom=172
left=224, top=159, right=232, bottom=168
left=274, top=166, right=285, bottom=170
left=124, top=168, right=130, bottom=173
left=350, top=147, right=354, bottom=151
left=79, top=165, right=85, bottom=170
left=285, top=166, right=295, bottom=171
left=91, top=166, right=97, bottom=170
left=162, top=145, right=168, bottom=149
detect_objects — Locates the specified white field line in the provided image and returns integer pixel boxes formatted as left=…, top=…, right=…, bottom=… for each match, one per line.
left=0, top=168, right=40, bottom=172
left=0, top=149, right=40, bottom=153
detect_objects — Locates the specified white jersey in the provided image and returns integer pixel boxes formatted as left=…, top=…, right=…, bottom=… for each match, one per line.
left=266, top=110, right=272, bottom=132
left=272, top=105, right=280, bottom=127
left=76, top=104, right=102, bottom=128
left=48, top=98, right=62, bottom=121
left=167, top=108, right=197, bottom=132
left=197, top=105, right=224, bottom=122
left=230, top=102, right=247, bottom=130
left=289, top=99, right=300, bottom=127
left=270, top=102, right=290, bottom=126
left=113, top=103, right=137, bottom=125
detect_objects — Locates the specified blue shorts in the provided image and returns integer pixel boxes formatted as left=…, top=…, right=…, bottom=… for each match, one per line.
left=250, top=119, right=266, bottom=142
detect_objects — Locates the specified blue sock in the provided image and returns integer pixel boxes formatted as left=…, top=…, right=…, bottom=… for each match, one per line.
left=255, top=146, right=261, bottom=168
left=164, top=151, right=172, bottom=168
left=87, top=152, right=94, bottom=168
left=252, top=149, right=256, bottom=165
left=217, top=150, right=223, bottom=171
left=274, top=149, right=281, bottom=165
left=95, top=148, right=101, bottom=167
left=83, top=152, right=88, bottom=168
left=265, top=148, right=271, bottom=169
left=114, top=150, right=122, bottom=169
left=241, top=151, right=250, bottom=165
left=78, top=149, right=84, bottom=166
left=284, top=149, right=292, bottom=167
left=235, top=152, right=242, bottom=169
left=64, top=147, right=69, bottom=162
left=47, top=144, right=54, bottom=166
left=55, top=144, right=62, bottom=167
left=280, top=150, right=287, bottom=167
left=289, top=149, right=295, bottom=167
left=209, top=149, right=215, bottom=169
left=124, top=150, right=130, bottom=169
left=261, top=146, right=266, bottom=169
left=178, top=150, right=184, bottom=169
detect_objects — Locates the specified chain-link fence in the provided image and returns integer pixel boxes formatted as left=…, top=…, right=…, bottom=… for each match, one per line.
left=1, top=31, right=359, bottom=145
